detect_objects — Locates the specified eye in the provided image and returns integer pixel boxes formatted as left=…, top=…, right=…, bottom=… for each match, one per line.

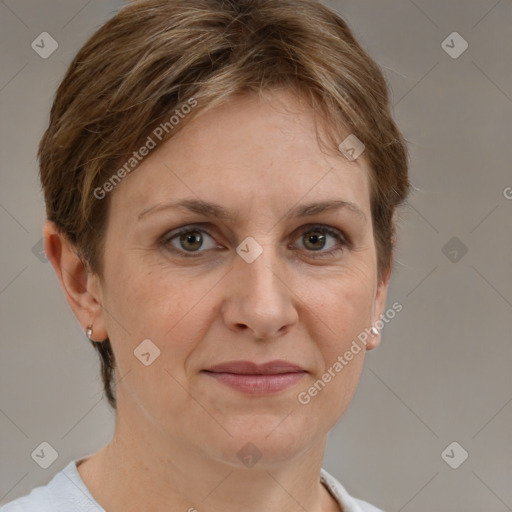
left=160, top=223, right=349, bottom=259
left=161, top=225, right=220, bottom=257
left=292, top=225, right=348, bottom=258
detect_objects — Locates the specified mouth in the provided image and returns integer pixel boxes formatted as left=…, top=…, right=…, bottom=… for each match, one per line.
left=202, top=360, right=307, bottom=395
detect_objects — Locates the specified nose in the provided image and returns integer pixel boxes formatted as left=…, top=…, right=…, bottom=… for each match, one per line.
left=221, top=242, right=298, bottom=340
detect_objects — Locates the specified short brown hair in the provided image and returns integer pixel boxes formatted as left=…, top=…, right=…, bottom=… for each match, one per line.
left=39, top=0, right=410, bottom=410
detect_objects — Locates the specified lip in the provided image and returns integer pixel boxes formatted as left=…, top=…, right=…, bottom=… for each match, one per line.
left=202, top=360, right=307, bottom=395
left=205, top=360, right=305, bottom=374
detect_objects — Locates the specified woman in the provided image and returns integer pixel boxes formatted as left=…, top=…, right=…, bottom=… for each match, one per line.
left=1, top=0, right=409, bottom=511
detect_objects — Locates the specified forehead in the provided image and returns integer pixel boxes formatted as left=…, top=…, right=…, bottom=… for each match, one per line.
left=110, top=90, right=371, bottom=219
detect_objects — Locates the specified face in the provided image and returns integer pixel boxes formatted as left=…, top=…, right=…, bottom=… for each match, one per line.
left=85, top=90, right=388, bottom=466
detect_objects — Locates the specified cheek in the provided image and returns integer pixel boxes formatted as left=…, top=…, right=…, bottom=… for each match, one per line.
left=303, top=263, right=375, bottom=348
left=103, top=265, right=216, bottom=368
left=101, top=268, right=210, bottom=415
left=295, top=266, right=375, bottom=414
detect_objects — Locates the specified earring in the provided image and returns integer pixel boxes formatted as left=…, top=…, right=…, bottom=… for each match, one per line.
left=86, top=325, right=94, bottom=341
left=370, top=326, right=379, bottom=336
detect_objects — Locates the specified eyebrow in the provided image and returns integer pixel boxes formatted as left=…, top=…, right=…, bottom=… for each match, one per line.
left=137, top=198, right=367, bottom=224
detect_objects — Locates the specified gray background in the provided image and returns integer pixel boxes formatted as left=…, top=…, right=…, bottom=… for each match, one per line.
left=1, top=1, right=511, bottom=511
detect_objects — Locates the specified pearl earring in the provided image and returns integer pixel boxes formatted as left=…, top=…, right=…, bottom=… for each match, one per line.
left=86, top=325, right=94, bottom=341
left=370, top=326, right=379, bottom=336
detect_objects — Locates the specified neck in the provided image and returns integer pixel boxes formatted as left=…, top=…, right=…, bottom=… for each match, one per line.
left=77, top=413, right=341, bottom=512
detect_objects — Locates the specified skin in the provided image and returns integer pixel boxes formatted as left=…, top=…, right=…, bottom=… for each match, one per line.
left=44, top=89, right=390, bottom=512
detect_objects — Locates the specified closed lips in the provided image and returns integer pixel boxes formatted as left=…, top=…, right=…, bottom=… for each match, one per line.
left=203, top=360, right=306, bottom=375
left=202, top=360, right=307, bottom=395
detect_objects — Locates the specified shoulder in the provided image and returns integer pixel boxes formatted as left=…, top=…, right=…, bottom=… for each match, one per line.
left=0, top=460, right=102, bottom=512
left=320, top=468, right=386, bottom=512
left=0, top=475, right=55, bottom=512
left=0, top=485, right=50, bottom=512
left=352, top=498, right=386, bottom=512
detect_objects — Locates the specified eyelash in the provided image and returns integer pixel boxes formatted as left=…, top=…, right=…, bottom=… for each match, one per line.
left=160, top=224, right=350, bottom=259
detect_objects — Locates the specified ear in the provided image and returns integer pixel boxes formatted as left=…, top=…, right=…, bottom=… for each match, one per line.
left=43, top=220, right=108, bottom=342
left=365, top=263, right=391, bottom=351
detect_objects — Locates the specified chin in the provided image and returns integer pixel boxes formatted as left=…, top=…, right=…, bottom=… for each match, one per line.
left=206, top=413, right=322, bottom=468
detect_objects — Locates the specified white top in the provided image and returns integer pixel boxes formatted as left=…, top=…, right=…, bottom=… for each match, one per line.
left=0, top=460, right=384, bottom=512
